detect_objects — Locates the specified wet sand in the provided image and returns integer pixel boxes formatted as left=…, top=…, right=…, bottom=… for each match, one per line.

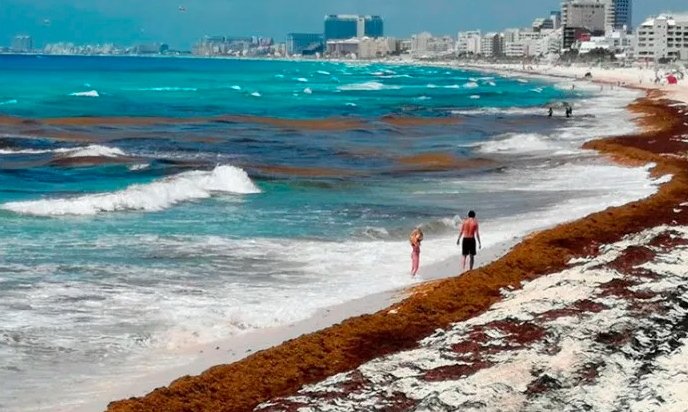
left=104, top=94, right=688, bottom=412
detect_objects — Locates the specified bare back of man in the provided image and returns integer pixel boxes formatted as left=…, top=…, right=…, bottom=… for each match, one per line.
left=457, top=210, right=481, bottom=271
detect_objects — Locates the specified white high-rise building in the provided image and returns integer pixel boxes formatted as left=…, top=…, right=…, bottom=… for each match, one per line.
left=410, top=32, right=454, bottom=56
left=562, top=0, right=633, bottom=33
left=635, top=14, right=688, bottom=61
left=457, top=30, right=481, bottom=54
left=480, top=33, right=502, bottom=56
left=561, top=0, right=607, bottom=33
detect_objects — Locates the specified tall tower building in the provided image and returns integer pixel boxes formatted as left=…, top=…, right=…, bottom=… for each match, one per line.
left=324, top=15, right=384, bottom=40
left=561, top=0, right=633, bottom=33
left=10, top=35, right=33, bottom=52
left=610, top=0, right=632, bottom=33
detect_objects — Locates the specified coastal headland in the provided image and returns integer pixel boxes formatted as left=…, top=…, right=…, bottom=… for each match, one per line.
left=105, top=82, right=688, bottom=410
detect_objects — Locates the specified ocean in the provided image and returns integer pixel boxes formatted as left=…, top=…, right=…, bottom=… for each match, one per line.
left=0, top=55, right=662, bottom=411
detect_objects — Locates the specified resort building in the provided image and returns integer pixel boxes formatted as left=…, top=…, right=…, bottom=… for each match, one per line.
left=10, top=35, right=33, bottom=53
left=323, top=15, right=384, bottom=41
left=410, top=32, right=454, bottom=57
left=457, top=30, right=482, bottom=54
left=634, top=14, right=688, bottom=61
left=609, top=0, right=633, bottom=33
left=480, top=32, right=503, bottom=57
left=286, top=33, right=324, bottom=55
left=561, top=0, right=607, bottom=34
left=326, top=36, right=397, bottom=59
left=561, top=0, right=633, bottom=34
left=532, top=12, right=562, bottom=32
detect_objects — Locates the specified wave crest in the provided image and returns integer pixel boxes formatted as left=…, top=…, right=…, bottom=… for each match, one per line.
left=70, top=90, right=100, bottom=97
left=358, top=215, right=463, bottom=240
left=1, top=165, right=260, bottom=216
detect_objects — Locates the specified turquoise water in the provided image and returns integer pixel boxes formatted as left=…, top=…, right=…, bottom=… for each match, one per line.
left=0, top=55, right=658, bottom=411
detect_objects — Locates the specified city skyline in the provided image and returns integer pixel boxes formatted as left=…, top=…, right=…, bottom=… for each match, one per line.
left=3, top=0, right=688, bottom=49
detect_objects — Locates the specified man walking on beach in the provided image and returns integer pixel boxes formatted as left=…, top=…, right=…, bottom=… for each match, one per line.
left=457, top=210, right=481, bottom=271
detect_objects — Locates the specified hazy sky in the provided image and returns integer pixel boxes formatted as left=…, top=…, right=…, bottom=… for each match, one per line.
left=2, top=0, right=687, bottom=49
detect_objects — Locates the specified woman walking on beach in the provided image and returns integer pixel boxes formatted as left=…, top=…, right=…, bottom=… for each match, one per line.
left=410, top=227, right=424, bottom=277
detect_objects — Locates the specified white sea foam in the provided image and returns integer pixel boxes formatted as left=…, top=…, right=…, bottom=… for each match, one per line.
left=230, top=85, right=242, bottom=90
left=295, top=77, right=308, bottom=83
left=337, top=81, right=401, bottom=91
left=128, top=163, right=150, bottom=171
left=0, top=144, right=125, bottom=157
left=303, top=87, right=313, bottom=94
left=250, top=92, right=261, bottom=97
left=470, top=95, right=481, bottom=99
left=478, top=132, right=557, bottom=154
left=64, top=144, right=125, bottom=158
left=463, top=82, right=479, bottom=88
left=70, top=90, right=100, bottom=97
left=0, top=148, right=54, bottom=155
left=450, top=106, right=543, bottom=116
left=316, top=70, right=330, bottom=75
left=1, top=165, right=260, bottom=216
left=0, top=99, right=17, bottom=105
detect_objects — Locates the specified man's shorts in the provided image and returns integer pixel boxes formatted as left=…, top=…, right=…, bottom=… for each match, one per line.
left=462, top=237, right=477, bottom=256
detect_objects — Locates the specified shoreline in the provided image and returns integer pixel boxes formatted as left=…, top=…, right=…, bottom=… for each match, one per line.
left=75, top=237, right=521, bottom=412
left=104, top=69, right=688, bottom=411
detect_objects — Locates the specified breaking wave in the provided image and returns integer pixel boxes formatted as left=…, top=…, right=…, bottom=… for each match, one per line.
left=1, top=165, right=260, bottom=216
left=70, top=90, right=100, bottom=97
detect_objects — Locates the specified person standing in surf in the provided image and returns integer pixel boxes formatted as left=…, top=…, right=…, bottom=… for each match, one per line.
left=457, top=210, right=481, bottom=271
left=409, top=227, right=424, bottom=277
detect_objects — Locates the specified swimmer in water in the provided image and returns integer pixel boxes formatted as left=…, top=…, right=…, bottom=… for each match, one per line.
left=410, top=227, right=424, bottom=276
left=457, top=210, right=481, bottom=271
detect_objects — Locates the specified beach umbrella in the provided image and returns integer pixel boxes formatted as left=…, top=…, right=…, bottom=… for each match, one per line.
left=667, top=74, right=678, bottom=85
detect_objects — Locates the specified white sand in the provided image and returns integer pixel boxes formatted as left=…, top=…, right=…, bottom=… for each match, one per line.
left=460, top=62, right=688, bottom=104
left=258, top=224, right=688, bottom=411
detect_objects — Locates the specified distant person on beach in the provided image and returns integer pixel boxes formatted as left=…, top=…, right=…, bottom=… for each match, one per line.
left=457, top=211, right=481, bottom=271
left=548, top=107, right=553, bottom=117
left=409, top=227, right=424, bottom=276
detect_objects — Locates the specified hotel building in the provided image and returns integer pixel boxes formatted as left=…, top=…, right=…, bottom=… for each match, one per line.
left=635, top=14, right=688, bottom=61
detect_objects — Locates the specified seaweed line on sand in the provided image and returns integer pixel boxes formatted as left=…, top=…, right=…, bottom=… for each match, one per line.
left=106, top=93, right=688, bottom=412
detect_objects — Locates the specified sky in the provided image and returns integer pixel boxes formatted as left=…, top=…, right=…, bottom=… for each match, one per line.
left=2, top=0, right=688, bottom=49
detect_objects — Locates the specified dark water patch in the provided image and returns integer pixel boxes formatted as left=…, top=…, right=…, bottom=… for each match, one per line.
left=177, top=135, right=225, bottom=144
left=380, top=116, right=462, bottom=127
left=48, top=156, right=139, bottom=168
left=253, top=164, right=360, bottom=178
left=395, top=153, right=496, bottom=172
left=213, top=115, right=369, bottom=131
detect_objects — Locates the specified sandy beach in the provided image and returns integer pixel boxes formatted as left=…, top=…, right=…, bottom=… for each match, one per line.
left=102, top=62, right=688, bottom=412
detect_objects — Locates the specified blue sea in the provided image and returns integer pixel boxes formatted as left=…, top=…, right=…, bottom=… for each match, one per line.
left=0, top=55, right=661, bottom=411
